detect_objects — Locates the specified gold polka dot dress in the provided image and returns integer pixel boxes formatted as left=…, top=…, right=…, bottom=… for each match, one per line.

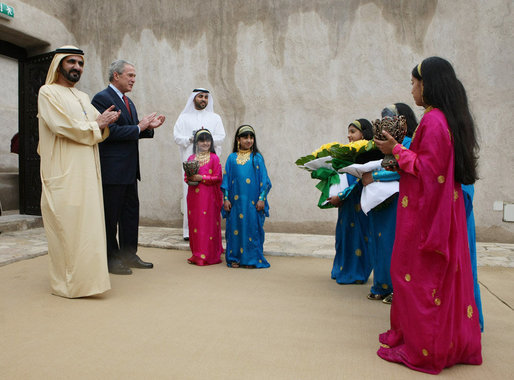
left=221, top=152, right=271, bottom=268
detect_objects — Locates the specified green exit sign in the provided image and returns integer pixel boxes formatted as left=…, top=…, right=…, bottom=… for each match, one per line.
left=0, top=3, right=14, bottom=19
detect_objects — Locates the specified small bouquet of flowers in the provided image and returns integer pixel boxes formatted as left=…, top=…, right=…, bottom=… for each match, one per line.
left=295, top=140, right=383, bottom=208
left=183, top=160, right=200, bottom=186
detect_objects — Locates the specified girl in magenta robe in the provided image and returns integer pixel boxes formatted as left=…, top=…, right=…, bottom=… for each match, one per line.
left=184, top=129, right=223, bottom=266
left=375, top=57, right=482, bottom=374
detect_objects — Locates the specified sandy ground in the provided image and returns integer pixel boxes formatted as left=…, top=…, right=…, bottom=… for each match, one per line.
left=1, top=247, right=512, bottom=379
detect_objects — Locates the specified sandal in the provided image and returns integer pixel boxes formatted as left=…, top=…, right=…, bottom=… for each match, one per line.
left=367, top=293, right=387, bottom=301
left=188, top=256, right=206, bottom=266
left=382, top=293, right=393, bottom=304
left=229, top=262, right=240, bottom=268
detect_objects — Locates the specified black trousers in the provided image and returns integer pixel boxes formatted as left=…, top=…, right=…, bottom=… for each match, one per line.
left=102, top=182, right=139, bottom=262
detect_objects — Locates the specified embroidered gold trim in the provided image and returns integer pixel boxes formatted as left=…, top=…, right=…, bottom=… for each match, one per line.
left=467, top=305, right=473, bottom=319
left=238, top=125, right=255, bottom=136
left=196, top=151, right=211, bottom=166
left=236, top=150, right=251, bottom=165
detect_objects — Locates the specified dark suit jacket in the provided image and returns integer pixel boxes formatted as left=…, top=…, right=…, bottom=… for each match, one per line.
left=91, top=86, right=153, bottom=184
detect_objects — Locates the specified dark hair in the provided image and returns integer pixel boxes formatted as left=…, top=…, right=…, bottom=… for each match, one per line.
left=232, top=125, right=263, bottom=170
left=351, top=118, right=384, bottom=163
left=349, top=118, right=373, bottom=140
left=193, top=129, right=216, bottom=154
left=381, top=103, right=418, bottom=137
left=232, top=125, right=261, bottom=155
left=412, top=57, right=479, bottom=184
left=395, top=103, right=418, bottom=137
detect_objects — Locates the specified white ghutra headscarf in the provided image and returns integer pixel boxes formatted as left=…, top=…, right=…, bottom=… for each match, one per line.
left=179, top=88, right=215, bottom=114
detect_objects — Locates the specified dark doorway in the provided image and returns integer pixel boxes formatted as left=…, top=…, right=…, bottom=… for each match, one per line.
left=18, top=51, right=54, bottom=215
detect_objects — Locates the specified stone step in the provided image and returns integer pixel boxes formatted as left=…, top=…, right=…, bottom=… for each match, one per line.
left=0, top=172, right=19, bottom=211
left=0, top=214, right=43, bottom=233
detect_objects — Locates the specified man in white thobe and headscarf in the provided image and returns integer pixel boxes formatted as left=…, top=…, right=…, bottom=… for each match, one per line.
left=37, top=46, right=120, bottom=298
left=173, top=88, right=225, bottom=240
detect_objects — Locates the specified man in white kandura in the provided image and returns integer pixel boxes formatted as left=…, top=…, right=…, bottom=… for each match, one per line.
left=37, top=46, right=120, bottom=298
left=173, top=88, right=225, bottom=240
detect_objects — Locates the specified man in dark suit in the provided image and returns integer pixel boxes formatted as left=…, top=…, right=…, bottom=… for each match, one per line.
left=92, top=60, right=165, bottom=275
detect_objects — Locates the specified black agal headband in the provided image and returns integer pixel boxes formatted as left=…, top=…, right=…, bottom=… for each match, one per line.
left=55, top=47, right=84, bottom=55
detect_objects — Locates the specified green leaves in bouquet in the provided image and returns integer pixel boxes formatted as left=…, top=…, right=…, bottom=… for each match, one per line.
left=365, top=140, right=376, bottom=151
left=295, top=148, right=333, bottom=171
left=331, top=157, right=353, bottom=170
left=295, top=154, right=316, bottom=168
left=329, top=140, right=378, bottom=169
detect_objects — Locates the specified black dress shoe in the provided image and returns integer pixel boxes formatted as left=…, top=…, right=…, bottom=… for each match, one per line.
left=183, top=237, right=189, bottom=241
left=125, top=254, right=153, bottom=269
left=108, top=259, right=132, bottom=275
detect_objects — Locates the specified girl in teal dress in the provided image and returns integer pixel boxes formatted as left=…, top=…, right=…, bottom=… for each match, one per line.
left=362, top=103, right=418, bottom=303
left=222, top=125, right=272, bottom=268
left=461, top=184, right=484, bottom=331
left=328, top=119, right=373, bottom=284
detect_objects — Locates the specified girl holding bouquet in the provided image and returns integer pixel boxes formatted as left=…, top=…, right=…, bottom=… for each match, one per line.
left=328, top=119, right=373, bottom=284
left=222, top=125, right=271, bottom=268
left=375, top=57, right=482, bottom=374
left=184, top=129, right=223, bottom=266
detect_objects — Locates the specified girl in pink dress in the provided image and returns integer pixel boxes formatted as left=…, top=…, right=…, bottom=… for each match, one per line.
left=374, top=57, right=482, bottom=374
left=184, top=129, right=223, bottom=266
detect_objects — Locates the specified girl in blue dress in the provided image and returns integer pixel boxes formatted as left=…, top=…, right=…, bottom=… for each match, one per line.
left=461, top=184, right=484, bottom=331
left=222, top=125, right=272, bottom=268
left=362, top=104, right=418, bottom=303
left=328, top=119, right=374, bottom=284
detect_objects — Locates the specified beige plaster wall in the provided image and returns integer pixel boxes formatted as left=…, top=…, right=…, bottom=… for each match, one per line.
left=5, top=0, right=514, bottom=241
left=0, top=55, right=18, bottom=171
left=0, top=0, right=73, bottom=53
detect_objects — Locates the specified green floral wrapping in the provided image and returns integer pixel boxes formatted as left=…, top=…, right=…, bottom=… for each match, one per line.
left=311, top=167, right=340, bottom=209
left=296, top=139, right=383, bottom=210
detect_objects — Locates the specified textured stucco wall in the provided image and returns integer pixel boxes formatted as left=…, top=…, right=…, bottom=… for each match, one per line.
left=0, top=56, right=18, bottom=171
left=0, top=0, right=73, bottom=172
left=3, top=0, right=514, bottom=241
left=0, top=0, right=73, bottom=53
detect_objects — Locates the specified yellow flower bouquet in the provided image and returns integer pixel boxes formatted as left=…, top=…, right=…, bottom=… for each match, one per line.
left=295, top=140, right=383, bottom=209
left=295, top=139, right=379, bottom=171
